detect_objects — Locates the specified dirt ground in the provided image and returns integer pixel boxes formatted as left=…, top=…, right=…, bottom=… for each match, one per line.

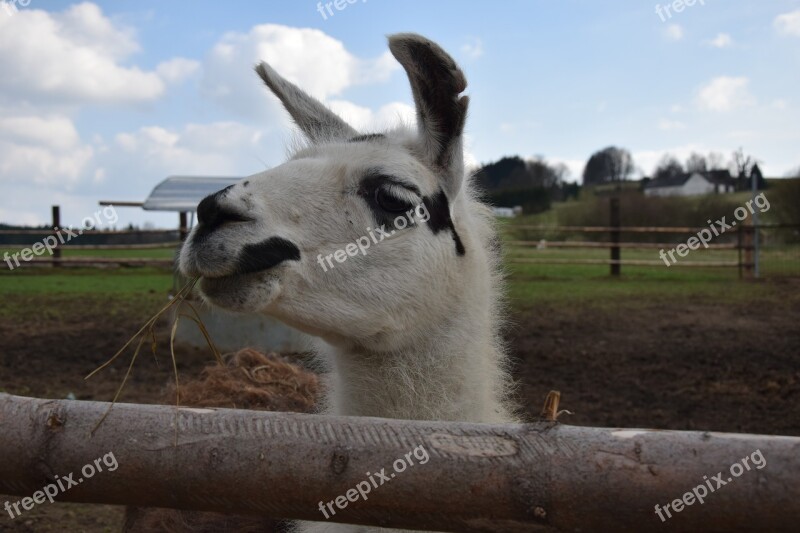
left=1, top=283, right=799, bottom=532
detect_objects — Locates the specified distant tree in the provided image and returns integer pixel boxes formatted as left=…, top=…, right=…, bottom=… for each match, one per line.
left=732, top=147, right=757, bottom=190
left=748, top=163, right=768, bottom=190
left=560, top=182, right=580, bottom=201
left=582, top=146, right=634, bottom=186
left=474, top=156, right=528, bottom=190
left=685, top=153, right=707, bottom=173
left=476, top=155, right=568, bottom=192
left=652, top=154, right=684, bottom=181
left=474, top=155, right=573, bottom=213
left=526, top=157, right=565, bottom=189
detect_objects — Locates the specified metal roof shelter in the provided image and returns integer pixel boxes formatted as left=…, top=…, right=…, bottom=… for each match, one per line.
left=142, top=176, right=243, bottom=212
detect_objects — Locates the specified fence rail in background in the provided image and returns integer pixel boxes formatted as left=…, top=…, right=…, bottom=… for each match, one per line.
left=2, top=205, right=797, bottom=277
left=0, top=204, right=187, bottom=269
left=21, top=257, right=174, bottom=267
left=503, top=221, right=799, bottom=279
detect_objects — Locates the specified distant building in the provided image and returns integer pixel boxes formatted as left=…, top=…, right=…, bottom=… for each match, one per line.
left=492, top=206, right=522, bottom=218
left=643, top=170, right=736, bottom=197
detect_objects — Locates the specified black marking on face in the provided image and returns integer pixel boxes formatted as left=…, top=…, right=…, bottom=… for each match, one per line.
left=349, top=134, right=386, bottom=143
left=357, top=171, right=464, bottom=256
left=422, top=189, right=465, bottom=256
left=236, top=237, right=300, bottom=275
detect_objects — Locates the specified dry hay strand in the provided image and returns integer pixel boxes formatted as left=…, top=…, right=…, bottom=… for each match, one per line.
left=84, top=278, right=223, bottom=434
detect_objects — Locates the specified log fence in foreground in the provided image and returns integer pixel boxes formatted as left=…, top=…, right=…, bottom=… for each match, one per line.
left=0, top=394, right=798, bottom=532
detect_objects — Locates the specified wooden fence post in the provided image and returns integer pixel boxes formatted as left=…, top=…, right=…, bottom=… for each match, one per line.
left=51, top=205, right=61, bottom=268
left=609, top=197, right=620, bottom=277
left=742, top=221, right=754, bottom=280
left=179, top=211, right=188, bottom=242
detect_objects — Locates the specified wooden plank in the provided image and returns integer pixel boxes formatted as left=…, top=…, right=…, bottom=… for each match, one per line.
left=1, top=242, right=181, bottom=250
left=505, top=241, right=738, bottom=250
left=0, top=394, right=797, bottom=532
left=508, top=258, right=741, bottom=267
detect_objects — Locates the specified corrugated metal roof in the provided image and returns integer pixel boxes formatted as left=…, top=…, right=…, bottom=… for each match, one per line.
left=142, top=176, right=243, bottom=212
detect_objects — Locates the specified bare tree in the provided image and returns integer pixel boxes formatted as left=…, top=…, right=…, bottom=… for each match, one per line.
left=652, top=154, right=684, bottom=181
left=686, top=153, right=707, bottom=173
left=707, top=151, right=726, bottom=170
left=732, top=148, right=757, bottom=190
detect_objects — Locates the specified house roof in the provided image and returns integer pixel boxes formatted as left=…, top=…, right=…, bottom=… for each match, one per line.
left=142, top=176, right=243, bottom=212
left=644, top=170, right=734, bottom=189
left=704, top=169, right=735, bottom=186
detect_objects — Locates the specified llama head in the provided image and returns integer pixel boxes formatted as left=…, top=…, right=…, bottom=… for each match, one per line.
left=179, top=34, right=488, bottom=350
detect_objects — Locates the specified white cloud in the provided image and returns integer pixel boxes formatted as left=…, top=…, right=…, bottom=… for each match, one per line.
left=0, top=115, right=80, bottom=150
left=774, top=9, right=800, bottom=37
left=0, top=114, right=93, bottom=186
left=771, top=99, right=788, bottom=110
left=156, top=58, right=201, bottom=84
left=112, top=122, right=268, bottom=175
left=461, top=38, right=484, bottom=59
left=202, top=24, right=399, bottom=121
left=0, top=3, right=178, bottom=105
left=327, top=100, right=415, bottom=131
left=696, top=76, right=755, bottom=112
left=707, top=33, right=733, bottom=48
left=665, top=24, right=684, bottom=41
left=0, top=139, right=94, bottom=187
left=658, top=119, right=686, bottom=131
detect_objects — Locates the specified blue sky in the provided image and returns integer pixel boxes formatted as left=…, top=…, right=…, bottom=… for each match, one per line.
left=0, top=0, right=798, bottom=227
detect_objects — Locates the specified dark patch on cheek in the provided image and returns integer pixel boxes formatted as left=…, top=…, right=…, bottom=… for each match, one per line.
left=236, top=237, right=301, bottom=275
left=422, top=189, right=465, bottom=256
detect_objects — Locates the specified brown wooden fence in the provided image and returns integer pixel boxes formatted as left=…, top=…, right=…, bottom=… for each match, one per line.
left=504, top=222, right=800, bottom=279
left=2, top=206, right=797, bottom=277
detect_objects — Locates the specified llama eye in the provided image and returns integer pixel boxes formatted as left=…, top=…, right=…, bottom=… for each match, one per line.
left=375, top=188, right=412, bottom=213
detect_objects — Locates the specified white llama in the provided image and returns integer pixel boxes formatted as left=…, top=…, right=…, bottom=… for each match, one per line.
left=178, top=33, right=517, bottom=532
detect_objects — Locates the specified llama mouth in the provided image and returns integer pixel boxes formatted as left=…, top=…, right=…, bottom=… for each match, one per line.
left=233, top=236, right=301, bottom=275
left=186, top=236, right=301, bottom=281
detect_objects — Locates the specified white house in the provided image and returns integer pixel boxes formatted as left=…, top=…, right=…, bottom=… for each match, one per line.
left=644, top=171, right=736, bottom=197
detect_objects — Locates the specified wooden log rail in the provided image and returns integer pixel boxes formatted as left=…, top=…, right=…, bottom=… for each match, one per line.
left=0, top=394, right=798, bottom=531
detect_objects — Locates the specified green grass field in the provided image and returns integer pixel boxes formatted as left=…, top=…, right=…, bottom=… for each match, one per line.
left=0, top=247, right=794, bottom=319
left=1, top=246, right=175, bottom=260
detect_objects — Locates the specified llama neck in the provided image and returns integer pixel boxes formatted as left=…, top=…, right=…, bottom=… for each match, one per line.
left=318, top=305, right=512, bottom=424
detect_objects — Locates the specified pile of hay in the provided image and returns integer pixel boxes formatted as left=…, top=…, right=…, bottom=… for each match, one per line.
left=124, top=348, right=319, bottom=533
left=165, top=348, right=319, bottom=413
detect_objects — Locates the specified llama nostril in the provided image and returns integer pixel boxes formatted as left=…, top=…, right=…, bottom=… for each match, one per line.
left=196, top=193, right=251, bottom=234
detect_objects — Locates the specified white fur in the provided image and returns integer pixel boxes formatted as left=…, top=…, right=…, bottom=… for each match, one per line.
left=179, top=33, right=517, bottom=533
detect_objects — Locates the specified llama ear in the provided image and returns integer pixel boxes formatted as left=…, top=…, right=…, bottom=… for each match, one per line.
left=255, top=62, right=358, bottom=143
left=388, top=33, right=468, bottom=200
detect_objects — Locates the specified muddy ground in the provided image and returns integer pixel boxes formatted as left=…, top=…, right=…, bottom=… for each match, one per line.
left=1, top=283, right=799, bottom=532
